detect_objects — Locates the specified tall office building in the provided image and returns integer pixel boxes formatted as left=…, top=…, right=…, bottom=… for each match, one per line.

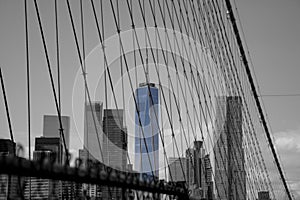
left=102, top=109, right=127, bottom=199
left=74, top=102, right=103, bottom=199
left=103, top=109, right=127, bottom=170
left=168, top=157, right=187, bottom=182
left=204, top=154, right=214, bottom=200
left=43, top=115, right=70, bottom=148
left=83, top=101, right=103, bottom=162
left=135, top=83, right=159, bottom=178
left=186, top=141, right=207, bottom=199
left=0, top=139, right=24, bottom=199
left=214, top=96, right=245, bottom=200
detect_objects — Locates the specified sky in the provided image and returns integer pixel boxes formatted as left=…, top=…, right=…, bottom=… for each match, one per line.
left=235, top=0, right=300, bottom=198
left=0, top=0, right=299, bottom=198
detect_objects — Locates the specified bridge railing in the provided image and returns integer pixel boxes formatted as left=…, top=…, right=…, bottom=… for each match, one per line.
left=0, top=154, right=188, bottom=199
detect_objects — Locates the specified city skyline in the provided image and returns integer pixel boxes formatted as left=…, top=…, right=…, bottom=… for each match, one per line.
left=0, top=0, right=299, bottom=198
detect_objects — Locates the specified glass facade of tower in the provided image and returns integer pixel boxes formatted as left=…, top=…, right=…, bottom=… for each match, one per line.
left=135, top=83, right=159, bottom=178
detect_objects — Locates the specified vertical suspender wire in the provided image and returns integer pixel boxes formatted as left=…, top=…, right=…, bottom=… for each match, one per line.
left=110, top=0, right=156, bottom=179
left=55, top=0, right=65, bottom=178
left=24, top=0, right=30, bottom=160
left=80, top=0, right=89, bottom=166
left=170, top=0, right=175, bottom=159
left=33, top=0, right=68, bottom=163
left=24, top=0, right=31, bottom=197
left=100, top=0, right=108, bottom=167
left=225, top=1, right=293, bottom=199
left=99, top=1, right=113, bottom=198
left=158, top=1, right=229, bottom=197
left=137, top=0, right=189, bottom=182
left=189, top=1, right=250, bottom=198
left=116, top=0, right=131, bottom=167
left=124, top=0, right=177, bottom=182
left=65, top=0, right=104, bottom=163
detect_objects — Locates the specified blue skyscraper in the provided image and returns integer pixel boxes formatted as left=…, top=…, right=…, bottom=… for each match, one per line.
left=135, top=83, right=159, bottom=178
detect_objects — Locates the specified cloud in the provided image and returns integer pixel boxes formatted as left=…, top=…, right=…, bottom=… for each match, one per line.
left=273, top=128, right=300, bottom=199
left=275, top=128, right=300, bottom=152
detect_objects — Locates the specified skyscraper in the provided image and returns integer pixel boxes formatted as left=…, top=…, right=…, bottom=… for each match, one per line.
left=214, top=96, right=245, bottom=200
left=102, top=109, right=127, bottom=199
left=76, top=102, right=103, bottom=199
left=83, top=101, right=103, bottom=162
left=43, top=115, right=70, bottom=148
left=168, top=157, right=187, bottom=182
left=103, top=109, right=127, bottom=170
left=186, top=141, right=207, bottom=199
left=135, top=83, right=159, bottom=178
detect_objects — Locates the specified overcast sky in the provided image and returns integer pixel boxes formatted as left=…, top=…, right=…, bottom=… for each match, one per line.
left=0, top=0, right=299, bottom=198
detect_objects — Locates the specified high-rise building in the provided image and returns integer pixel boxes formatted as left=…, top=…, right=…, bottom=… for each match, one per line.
left=168, top=157, right=187, bottom=182
left=0, top=139, right=24, bottom=199
left=43, top=115, right=70, bottom=148
left=214, top=96, right=245, bottom=200
left=204, top=154, right=214, bottom=200
left=83, top=101, right=103, bottom=162
left=103, top=109, right=127, bottom=170
left=102, top=109, right=127, bottom=200
left=75, top=102, right=103, bottom=199
left=135, top=83, right=159, bottom=178
left=186, top=141, right=207, bottom=199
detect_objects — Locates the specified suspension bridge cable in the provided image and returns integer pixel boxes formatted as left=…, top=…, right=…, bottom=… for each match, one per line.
left=0, top=66, right=14, bottom=143
left=170, top=0, right=259, bottom=197
left=24, top=0, right=30, bottom=160
left=24, top=0, right=31, bottom=197
left=107, top=0, right=159, bottom=179
left=155, top=1, right=230, bottom=196
left=199, top=1, right=260, bottom=196
left=32, top=0, right=69, bottom=163
left=65, top=0, right=104, bottom=163
left=55, top=0, right=61, bottom=112
left=225, top=1, right=293, bottom=199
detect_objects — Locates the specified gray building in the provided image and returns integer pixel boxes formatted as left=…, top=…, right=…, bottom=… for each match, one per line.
left=102, top=109, right=127, bottom=200
left=186, top=141, right=207, bottom=199
left=43, top=115, right=70, bottom=148
left=103, top=109, right=127, bottom=170
left=168, top=157, right=187, bottom=182
left=83, top=102, right=103, bottom=163
left=214, top=96, right=246, bottom=200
